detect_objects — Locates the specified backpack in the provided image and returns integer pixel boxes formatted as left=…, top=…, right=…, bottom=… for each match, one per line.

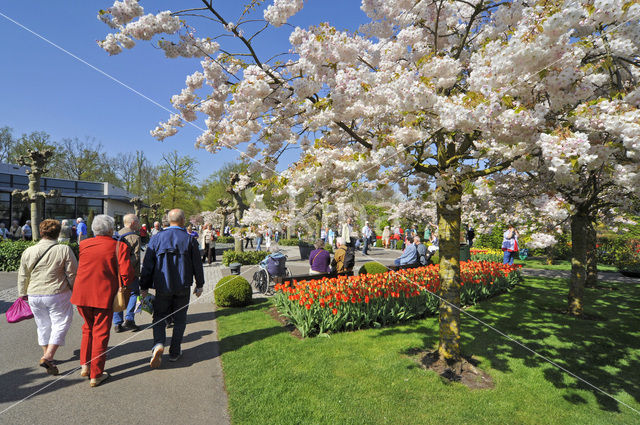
left=343, top=247, right=355, bottom=271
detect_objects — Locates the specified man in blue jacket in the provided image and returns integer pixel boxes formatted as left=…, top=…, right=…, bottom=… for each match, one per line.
left=140, top=209, right=205, bottom=367
left=394, top=238, right=418, bottom=266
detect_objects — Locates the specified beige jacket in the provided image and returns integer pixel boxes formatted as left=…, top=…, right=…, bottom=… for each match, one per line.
left=118, top=226, right=141, bottom=279
left=18, top=239, right=78, bottom=296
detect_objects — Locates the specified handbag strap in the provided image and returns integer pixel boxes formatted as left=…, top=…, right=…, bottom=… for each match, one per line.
left=114, top=238, right=123, bottom=289
left=29, top=243, right=58, bottom=275
left=310, top=250, right=322, bottom=267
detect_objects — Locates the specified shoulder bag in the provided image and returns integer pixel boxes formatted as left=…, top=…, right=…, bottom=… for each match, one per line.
left=112, top=238, right=131, bottom=313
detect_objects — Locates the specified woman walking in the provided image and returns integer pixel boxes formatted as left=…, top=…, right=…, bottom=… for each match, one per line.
left=71, top=215, right=134, bottom=387
left=18, top=219, right=78, bottom=376
left=200, top=224, right=215, bottom=265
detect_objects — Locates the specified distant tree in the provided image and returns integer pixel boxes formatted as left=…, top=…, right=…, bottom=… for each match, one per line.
left=156, top=150, right=199, bottom=215
left=9, top=131, right=59, bottom=167
left=0, top=126, right=15, bottom=162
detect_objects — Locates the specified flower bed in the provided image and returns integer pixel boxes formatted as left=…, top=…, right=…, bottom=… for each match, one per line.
left=470, top=248, right=504, bottom=263
left=273, top=261, right=522, bottom=337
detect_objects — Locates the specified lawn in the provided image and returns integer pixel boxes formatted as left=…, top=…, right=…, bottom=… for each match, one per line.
left=515, top=258, right=618, bottom=272
left=215, top=276, right=640, bottom=425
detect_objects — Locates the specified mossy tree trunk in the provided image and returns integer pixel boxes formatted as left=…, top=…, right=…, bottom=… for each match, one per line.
left=436, top=181, right=462, bottom=363
left=569, top=209, right=589, bottom=316
left=585, top=219, right=598, bottom=288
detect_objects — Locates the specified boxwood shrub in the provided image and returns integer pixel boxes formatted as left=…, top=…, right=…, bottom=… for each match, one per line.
left=278, top=238, right=301, bottom=246
left=358, top=262, right=389, bottom=275
left=216, top=236, right=235, bottom=244
left=0, top=240, right=79, bottom=272
left=214, top=275, right=252, bottom=307
left=222, top=250, right=269, bottom=266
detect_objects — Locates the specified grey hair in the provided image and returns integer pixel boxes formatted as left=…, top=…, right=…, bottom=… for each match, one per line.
left=168, top=209, right=185, bottom=224
left=123, top=213, right=139, bottom=227
left=268, top=243, right=280, bottom=253
left=336, top=237, right=345, bottom=246
left=92, top=214, right=115, bottom=236
left=315, top=239, right=324, bottom=249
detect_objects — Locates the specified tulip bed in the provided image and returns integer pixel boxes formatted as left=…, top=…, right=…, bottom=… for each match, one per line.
left=470, top=248, right=504, bottom=263
left=273, top=261, right=522, bottom=337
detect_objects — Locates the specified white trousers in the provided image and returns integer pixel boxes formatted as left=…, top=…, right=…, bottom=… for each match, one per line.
left=28, top=291, right=73, bottom=346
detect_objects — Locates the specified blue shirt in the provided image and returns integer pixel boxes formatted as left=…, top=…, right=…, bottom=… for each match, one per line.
left=140, top=226, right=205, bottom=294
left=77, top=222, right=87, bottom=236
left=397, top=243, right=418, bottom=265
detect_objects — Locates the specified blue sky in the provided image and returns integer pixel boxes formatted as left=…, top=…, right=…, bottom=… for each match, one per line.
left=0, top=1, right=367, bottom=181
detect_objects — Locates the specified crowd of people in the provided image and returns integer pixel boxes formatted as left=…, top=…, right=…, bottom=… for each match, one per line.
left=16, top=209, right=204, bottom=387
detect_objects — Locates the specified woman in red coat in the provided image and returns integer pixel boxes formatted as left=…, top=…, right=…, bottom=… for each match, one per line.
left=70, top=214, right=134, bottom=387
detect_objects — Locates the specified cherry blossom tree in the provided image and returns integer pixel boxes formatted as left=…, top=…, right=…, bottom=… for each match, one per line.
left=98, top=0, right=640, bottom=363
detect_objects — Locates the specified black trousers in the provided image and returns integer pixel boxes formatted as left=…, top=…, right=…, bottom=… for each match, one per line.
left=202, top=243, right=216, bottom=263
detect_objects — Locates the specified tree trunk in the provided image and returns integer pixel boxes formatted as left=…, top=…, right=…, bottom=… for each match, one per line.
left=585, top=220, right=598, bottom=288
left=569, top=210, right=588, bottom=316
left=436, top=183, right=462, bottom=362
left=31, top=196, right=42, bottom=241
left=234, top=237, right=244, bottom=253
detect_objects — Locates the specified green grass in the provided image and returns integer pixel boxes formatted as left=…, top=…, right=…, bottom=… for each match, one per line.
left=216, top=277, right=640, bottom=425
left=515, top=258, right=618, bottom=272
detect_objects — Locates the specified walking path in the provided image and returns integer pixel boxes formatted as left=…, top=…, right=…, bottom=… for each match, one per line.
left=0, top=265, right=230, bottom=425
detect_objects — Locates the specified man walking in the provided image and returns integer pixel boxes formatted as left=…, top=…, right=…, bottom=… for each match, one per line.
left=113, top=213, right=142, bottom=333
left=140, top=209, right=205, bottom=367
left=341, top=217, right=353, bottom=247
left=361, top=221, right=372, bottom=255
left=76, top=217, right=87, bottom=242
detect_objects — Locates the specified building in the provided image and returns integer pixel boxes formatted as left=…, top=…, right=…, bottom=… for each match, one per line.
left=0, top=162, right=135, bottom=228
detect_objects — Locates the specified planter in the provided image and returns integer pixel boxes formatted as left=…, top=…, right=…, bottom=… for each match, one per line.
left=299, top=243, right=313, bottom=260
left=460, top=244, right=470, bottom=262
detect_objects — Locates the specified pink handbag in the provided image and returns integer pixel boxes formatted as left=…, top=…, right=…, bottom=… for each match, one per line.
left=6, top=297, right=34, bottom=323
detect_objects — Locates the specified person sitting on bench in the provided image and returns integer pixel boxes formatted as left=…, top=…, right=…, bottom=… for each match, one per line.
left=394, top=238, right=417, bottom=266
left=309, top=239, right=331, bottom=275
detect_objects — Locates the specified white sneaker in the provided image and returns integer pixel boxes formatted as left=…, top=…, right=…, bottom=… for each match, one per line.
left=150, top=344, right=164, bottom=369
left=90, top=371, right=110, bottom=387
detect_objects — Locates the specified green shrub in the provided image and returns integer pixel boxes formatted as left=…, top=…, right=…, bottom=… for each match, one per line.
left=374, top=239, right=383, bottom=248
left=214, top=275, right=252, bottom=307
left=324, top=244, right=334, bottom=254
left=217, top=236, right=235, bottom=244
left=599, top=237, right=640, bottom=272
left=475, top=224, right=505, bottom=250
left=222, top=250, right=268, bottom=266
left=431, top=252, right=440, bottom=265
left=278, top=238, right=300, bottom=246
left=0, top=240, right=36, bottom=271
left=358, top=262, right=389, bottom=275
left=0, top=240, right=81, bottom=272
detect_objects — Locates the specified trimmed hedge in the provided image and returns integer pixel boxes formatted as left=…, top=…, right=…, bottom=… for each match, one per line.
left=217, top=236, right=235, bottom=244
left=358, top=262, right=389, bottom=275
left=0, top=240, right=79, bottom=272
left=222, top=250, right=269, bottom=266
left=278, top=238, right=301, bottom=246
left=214, top=275, right=252, bottom=307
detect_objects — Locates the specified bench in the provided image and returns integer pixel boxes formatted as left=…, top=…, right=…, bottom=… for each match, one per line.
left=282, top=270, right=354, bottom=285
left=387, top=262, right=423, bottom=272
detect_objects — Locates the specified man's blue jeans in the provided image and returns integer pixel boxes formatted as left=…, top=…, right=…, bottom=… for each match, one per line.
left=256, top=236, right=262, bottom=251
left=503, top=250, right=517, bottom=265
left=113, top=278, right=140, bottom=324
left=394, top=258, right=401, bottom=266
left=363, top=238, right=370, bottom=255
left=152, top=289, right=191, bottom=356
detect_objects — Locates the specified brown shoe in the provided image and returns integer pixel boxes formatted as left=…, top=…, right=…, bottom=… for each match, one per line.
left=39, top=358, right=59, bottom=376
left=90, top=371, right=110, bottom=387
left=150, top=344, right=163, bottom=369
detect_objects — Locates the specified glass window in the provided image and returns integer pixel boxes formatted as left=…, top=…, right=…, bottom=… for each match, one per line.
left=11, top=197, right=30, bottom=225
left=12, top=175, right=28, bottom=189
left=44, top=178, right=76, bottom=191
left=77, top=198, right=103, bottom=218
left=0, top=195, right=9, bottom=228
left=77, top=182, right=104, bottom=194
left=44, top=197, right=76, bottom=221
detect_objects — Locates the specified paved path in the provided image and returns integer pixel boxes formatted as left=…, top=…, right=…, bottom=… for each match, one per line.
left=0, top=265, right=230, bottom=425
left=519, top=267, right=638, bottom=284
